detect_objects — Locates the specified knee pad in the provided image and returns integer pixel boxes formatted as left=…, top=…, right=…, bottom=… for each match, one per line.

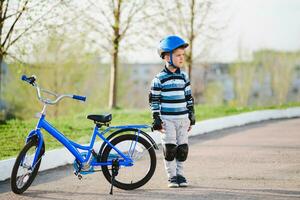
left=176, top=144, right=188, bottom=161
left=163, top=144, right=177, bottom=161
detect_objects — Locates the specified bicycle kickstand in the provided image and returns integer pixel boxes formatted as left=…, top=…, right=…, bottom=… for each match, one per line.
left=110, top=159, right=119, bottom=195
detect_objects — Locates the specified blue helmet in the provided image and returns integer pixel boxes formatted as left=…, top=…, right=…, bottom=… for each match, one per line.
left=158, top=35, right=189, bottom=59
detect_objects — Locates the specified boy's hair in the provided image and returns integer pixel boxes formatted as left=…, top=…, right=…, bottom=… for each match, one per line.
left=161, top=52, right=169, bottom=59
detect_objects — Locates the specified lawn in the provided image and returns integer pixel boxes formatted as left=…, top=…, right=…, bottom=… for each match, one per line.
left=1, top=102, right=300, bottom=160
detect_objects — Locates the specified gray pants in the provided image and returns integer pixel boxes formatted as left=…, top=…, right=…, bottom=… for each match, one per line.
left=161, top=117, right=190, bottom=178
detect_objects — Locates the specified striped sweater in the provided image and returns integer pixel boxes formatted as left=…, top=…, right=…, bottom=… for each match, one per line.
left=149, top=66, right=194, bottom=119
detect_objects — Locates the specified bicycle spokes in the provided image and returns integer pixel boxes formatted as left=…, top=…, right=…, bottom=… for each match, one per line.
left=101, top=135, right=156, bottom=191
left=11, top=139, right=44, bottom=194
left=17, top=151, right=35, bottom=175
left=16, top=171, right=31, bottom=188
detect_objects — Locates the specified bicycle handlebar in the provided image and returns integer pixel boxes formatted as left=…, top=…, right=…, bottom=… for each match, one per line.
left=73, top=95, right=86, bottom=101
left=21, top=74, right=86, bottom=104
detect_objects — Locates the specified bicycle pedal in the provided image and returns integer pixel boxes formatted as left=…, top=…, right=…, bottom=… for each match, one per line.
left=77, top=174, right=83, bottom=180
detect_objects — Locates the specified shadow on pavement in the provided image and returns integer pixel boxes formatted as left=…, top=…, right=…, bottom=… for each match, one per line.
left=14, top=186, right=300, bottom=200
left=0, top=164, right=74, bottom=194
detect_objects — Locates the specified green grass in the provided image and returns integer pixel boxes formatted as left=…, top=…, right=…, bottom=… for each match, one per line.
left=1, top=102, right=300, bottom=160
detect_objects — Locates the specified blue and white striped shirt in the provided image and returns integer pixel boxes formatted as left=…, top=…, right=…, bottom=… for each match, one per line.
left=149, top=66, right=194, bottom=119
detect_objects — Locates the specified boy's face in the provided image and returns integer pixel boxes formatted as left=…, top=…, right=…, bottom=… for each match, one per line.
left=165, top=48, right=185, bottom=68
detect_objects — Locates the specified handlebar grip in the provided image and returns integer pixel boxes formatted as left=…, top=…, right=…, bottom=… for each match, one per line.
left=73, top=95, right=86, bottom=102
left=21, top=75, right=36, bottom=85
left=21, top=75, right=28, bottom=81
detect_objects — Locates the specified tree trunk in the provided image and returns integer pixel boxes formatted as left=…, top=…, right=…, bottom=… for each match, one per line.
left=186, top=49, right=193, bottom=80
left=54, top=69, right=59, bottom=118
left=0, top=1, right=3, bottom=101
left=185, top=0, right=195, bottom=80
left=109, top=48, right=118, bottom=109
left=108, top=0, right=121, bottom=109
left=0, top=55, right=3, bottom=101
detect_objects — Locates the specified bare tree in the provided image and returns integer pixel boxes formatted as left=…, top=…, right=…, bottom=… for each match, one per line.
left=0, top=0, right=65, bottom=100
left=67, top=0, right=150, bottom=109
left=257, top=50, right=297, bottom=105
left=230, top=62, right=256, bottom=106
left=150, top=0, right=226, bottom=79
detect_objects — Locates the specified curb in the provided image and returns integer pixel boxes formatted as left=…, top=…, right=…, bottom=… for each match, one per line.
left=1, top=107, right=300, bottom=181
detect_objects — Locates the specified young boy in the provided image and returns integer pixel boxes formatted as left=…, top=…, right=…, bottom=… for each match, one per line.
left=149, top=35, right=195, bottom=188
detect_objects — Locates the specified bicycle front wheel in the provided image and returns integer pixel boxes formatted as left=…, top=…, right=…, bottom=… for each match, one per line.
left=101, top=134, right=156, bottom=190
left=11, top=138, right=44, bottom=194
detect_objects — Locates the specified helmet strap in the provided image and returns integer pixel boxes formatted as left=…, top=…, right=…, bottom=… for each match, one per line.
left=167, top=51, right=179, bottom=68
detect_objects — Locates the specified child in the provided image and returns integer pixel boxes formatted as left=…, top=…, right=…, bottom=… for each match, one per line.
left=149, top=35, right=195, bottom=188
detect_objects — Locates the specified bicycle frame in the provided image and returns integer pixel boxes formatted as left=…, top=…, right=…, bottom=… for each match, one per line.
left=12, top=75, right=158, bottom=195
left=26, top=113, right=150, bottom=169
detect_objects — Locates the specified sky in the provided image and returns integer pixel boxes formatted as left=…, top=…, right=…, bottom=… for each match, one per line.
left=223, top=0, right=300, bottom=61
left=129, top=0, right=300, bottom=63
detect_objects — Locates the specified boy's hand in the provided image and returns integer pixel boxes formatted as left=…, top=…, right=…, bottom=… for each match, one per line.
left=152, top=112, right=165, bottom=133
left=152, top=117, right=163, bottom=130
left=188, top=108, right=196, bottom=126
left=152, top=119, right=166, bottom=133
left=157, top=126, right=166, bottom=133
left=188, top=108, right=196, bottom=132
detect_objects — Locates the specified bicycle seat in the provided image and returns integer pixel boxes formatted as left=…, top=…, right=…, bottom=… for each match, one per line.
left=87, top=114, right=112, bottom=123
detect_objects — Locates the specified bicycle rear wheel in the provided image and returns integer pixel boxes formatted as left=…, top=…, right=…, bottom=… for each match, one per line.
left=101, top=134, right=156, bottom=190
left=11, top=138, right=44, bottom=194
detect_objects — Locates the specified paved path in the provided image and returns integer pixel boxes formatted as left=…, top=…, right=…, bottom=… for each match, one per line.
left=1, top=118, right=300, bottom=200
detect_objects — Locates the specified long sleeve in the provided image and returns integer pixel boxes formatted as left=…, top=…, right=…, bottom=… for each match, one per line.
left=149, top=77, right=162, bottom=114
left=184, top=73, right=194, bottom=109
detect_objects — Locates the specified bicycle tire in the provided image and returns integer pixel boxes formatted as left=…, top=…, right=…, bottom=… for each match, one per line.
left=101, top=134, right=156, bottom=190
left=98, top=128, right=157, bottom=158
left=11, top=138, right=44, bottom=194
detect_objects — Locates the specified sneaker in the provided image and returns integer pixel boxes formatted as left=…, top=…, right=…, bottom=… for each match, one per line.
left=177, top=175, right=188, bottom=187
left=168, top=176, right=179, bottom=188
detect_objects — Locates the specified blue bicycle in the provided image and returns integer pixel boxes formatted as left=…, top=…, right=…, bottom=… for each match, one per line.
left=11, top=75, right=158, bottom=195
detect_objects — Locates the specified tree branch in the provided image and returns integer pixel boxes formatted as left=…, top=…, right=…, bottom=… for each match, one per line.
left=120, top=1, right=141, bottom=39
left=2, top=0, right=9, bottom=21
left=2, top=0, right=28, bottom=48
left=5, top=1, right=62, bottom=52
left=194, top=1, right=212, bottom=36
left=88, top=0, right=113, bottom=28
left=175, top=1, right=189, bottom=36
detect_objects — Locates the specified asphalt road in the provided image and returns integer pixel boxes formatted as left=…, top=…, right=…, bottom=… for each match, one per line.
left=0, top=118, right=300, bottom=200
